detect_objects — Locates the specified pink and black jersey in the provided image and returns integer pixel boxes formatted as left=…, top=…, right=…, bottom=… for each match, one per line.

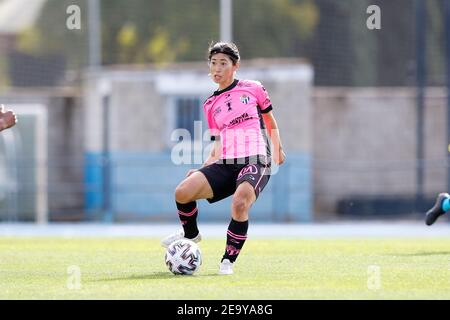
left=203, top=79, right=273, bottom=160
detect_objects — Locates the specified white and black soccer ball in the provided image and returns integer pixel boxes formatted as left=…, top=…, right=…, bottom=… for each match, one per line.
left=165, top=239, right=202, bottom=275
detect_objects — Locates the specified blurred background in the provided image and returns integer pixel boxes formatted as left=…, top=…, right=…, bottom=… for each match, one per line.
left=0, top=0, right=449, bottom=224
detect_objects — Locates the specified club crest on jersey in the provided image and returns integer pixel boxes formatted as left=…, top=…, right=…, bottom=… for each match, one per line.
left=240, top=95, right=250, bottom=104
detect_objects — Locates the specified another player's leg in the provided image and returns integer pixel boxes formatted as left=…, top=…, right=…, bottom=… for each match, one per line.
left=161, top=171, right=213, bottom=247
left=219, top=182, right=255, bottom=275
left=425, top=192, right=450, bottom=226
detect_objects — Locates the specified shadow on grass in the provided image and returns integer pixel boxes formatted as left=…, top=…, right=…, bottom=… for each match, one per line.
left=92, top=272, right=222, bottom=282
left=387, top=251, right=450, bottom=257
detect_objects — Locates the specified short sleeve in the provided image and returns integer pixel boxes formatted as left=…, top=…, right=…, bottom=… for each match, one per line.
left=256, top=82, right=273, bottom=113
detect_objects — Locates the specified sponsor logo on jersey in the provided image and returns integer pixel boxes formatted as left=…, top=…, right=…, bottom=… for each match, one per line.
left=237, top=164, right=258, bottom=180
left=229, top=112, right=250, bottom=127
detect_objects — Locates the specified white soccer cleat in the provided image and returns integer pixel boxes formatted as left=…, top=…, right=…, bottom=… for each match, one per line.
left=161, top=228, right=202, bottom=248
left=218, top=259, right=234, bottom=275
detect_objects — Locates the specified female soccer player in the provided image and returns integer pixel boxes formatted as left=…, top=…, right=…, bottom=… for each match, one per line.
left=162, top=42, right=286, bottom=275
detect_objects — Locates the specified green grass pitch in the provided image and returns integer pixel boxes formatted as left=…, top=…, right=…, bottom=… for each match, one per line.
left=0, top=237, right=449, bottom=299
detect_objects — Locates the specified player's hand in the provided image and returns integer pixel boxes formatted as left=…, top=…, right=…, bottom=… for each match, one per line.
left=0, top=104, right=17, bottom=132
left=186, top=169, right=198, bottom=178
left=274, top=147, right=286, bottom=166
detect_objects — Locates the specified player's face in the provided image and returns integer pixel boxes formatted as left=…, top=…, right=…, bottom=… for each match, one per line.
left=209, top=53, right=239, bottom=89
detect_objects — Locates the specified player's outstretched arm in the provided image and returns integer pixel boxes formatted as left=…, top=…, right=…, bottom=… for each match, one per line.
left=0, top=104, right=18, bottom=132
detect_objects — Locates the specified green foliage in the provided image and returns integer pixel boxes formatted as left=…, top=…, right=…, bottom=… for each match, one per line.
left=234, top=0, right=319, bottom=59
left=5, top=0, right=447, bottom=87
left=16, top=28, right=44, bottom=55
left=27, top=0, right=88, bottom=69
left=100, top=0, right=319, bottom=64
left=101, top=0, right=219, bottom=65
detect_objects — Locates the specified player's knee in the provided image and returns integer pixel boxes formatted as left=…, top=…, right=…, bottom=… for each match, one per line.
left=174, top=184, right=193, bottom=204
left=232, top=194, right=252, bottom=214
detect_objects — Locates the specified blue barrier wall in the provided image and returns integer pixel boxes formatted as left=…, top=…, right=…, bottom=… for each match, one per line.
left=84, top=152, right=311, bottom=222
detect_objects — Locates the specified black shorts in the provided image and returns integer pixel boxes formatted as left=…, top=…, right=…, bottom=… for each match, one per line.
left=198, top=156, right=271, bottom=203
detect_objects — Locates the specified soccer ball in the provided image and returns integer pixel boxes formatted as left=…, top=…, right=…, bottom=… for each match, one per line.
left=165, top=239, right=202, bottom=275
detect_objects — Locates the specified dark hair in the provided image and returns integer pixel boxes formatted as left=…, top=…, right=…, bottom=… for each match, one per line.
left=208, top=42, right=240, bottom=65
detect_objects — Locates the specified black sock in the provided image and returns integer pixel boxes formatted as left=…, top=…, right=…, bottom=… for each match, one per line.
left=222, top=219, right=248, bottom=263
left=176, top=201, right=199, bottom=239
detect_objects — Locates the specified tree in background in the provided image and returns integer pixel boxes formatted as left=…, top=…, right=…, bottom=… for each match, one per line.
left=2, top=0, right=446, bottom=87
left=234, top=0, right=319, bottom=60
left=100, top=0, right=319, bottom=65
left=102, top=0, right=218, bottom=65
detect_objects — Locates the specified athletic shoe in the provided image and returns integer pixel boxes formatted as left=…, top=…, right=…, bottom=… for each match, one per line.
left=218, top=259, right=234, bottom=275
left=161, top=228, right=202, bottom=248
left=425, top=193, right=450, bottom=226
